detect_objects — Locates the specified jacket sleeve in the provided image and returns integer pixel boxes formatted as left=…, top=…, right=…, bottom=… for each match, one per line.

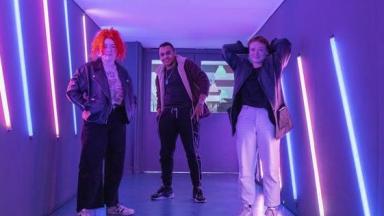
left=269, top=38, right=291, bottom=74
left=66, top=65, right=88, bottom=110
left=155, top=75, right=161, bottom=111
left=185, top=59, right=210, bottom=96
left=222, top=41, right=248, bottom=71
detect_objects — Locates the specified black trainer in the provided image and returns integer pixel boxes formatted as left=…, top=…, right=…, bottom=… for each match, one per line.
left=151, top=186, right=174, bottom=200
left=193, top=187, right=206, bottom=203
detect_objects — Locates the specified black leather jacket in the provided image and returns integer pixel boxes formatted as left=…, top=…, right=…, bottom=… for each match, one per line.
left=66, top=58, right=136, bottom=124
left=222, top=39, right=292, bottom=139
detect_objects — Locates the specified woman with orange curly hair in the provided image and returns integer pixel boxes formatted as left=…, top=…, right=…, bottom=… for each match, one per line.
left=67, top=28, right=136, bottom=216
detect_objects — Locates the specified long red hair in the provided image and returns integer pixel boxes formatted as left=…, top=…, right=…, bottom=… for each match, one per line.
left=90, top=28, right=125, bottom=60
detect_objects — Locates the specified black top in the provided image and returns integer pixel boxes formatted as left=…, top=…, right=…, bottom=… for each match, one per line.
left=163, top=65, right=192, bottom=108
left=240, top=67, right=275, bottom=124
left=240, top=68, right=270, bottom=108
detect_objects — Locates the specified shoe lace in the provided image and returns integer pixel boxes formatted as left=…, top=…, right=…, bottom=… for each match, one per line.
left=195, top=189, right=204, bottom=198
left=115, top=204, right=126, bottom=213
left=265, top=207, right=277, bottom=216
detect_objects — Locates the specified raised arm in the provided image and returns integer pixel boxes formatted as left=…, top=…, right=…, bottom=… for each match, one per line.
left=222, top=41, right=248, bottom=70
left=269, top=38, right=291, bottom=72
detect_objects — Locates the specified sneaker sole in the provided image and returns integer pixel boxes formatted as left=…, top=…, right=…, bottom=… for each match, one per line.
left=151, top=193, right=175, bottom=200
left=107, top=214, right=134, bottom=216
left=193, top=198, right=207, bottom=203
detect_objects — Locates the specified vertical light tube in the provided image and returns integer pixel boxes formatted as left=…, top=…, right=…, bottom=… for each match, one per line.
left=64, top=0, right=78, bottom=135
left=13, top=0, right=33, bottom=137
left=82, top=15, right=88, bottom=62
left=330, top=37, right=371, bottom=216
left=297, top=56, right=324, bottom=216
left=281, top=80, right=298, bottom=199
left=43, top=0, right=60, bottom=138
left=0, top=57, right=11, bottom=129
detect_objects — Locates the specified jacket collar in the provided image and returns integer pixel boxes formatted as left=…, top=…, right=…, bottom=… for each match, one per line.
left=92, top=58, right=111, bottom=99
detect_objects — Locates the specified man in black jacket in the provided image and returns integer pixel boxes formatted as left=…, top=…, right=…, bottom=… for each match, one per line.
left=223, top=36, right=292, bottom=216
left=150, top=42, right=210, bottom=203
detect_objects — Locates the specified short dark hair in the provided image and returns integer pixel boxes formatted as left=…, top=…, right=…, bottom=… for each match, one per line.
left=159, top=42, right=175, bottom=50
left=247, top=36, right=269, bottom=48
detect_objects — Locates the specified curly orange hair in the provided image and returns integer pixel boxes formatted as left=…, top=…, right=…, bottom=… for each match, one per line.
left=91, top=28, right=125, bottom=60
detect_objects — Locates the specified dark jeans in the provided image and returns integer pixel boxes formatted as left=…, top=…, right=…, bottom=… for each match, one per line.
left=76, top=107, right=126, bottom=211
left=158, top=106, right=202, bottom=188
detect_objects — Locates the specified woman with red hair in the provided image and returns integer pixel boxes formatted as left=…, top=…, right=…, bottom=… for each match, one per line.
left=67, top=28, right=136, bottom=216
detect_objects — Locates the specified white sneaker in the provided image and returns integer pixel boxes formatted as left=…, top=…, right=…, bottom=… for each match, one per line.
left=265, top=207, right=278, bottom=216
left=239, top=205, right=253, bottom=216
left=107, top=204, right=135, bottom=216
left=77, top=209, right=92, bottom=216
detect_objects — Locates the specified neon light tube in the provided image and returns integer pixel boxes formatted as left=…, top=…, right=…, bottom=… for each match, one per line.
left=281, top=80, right=298, bottom=199
left=43, top=0, right=60, bottom=138
left=82, top=15, right=88, bottom=62
left=64, top=0, right=78, bottom=135
left=297, top=56, right=324, bottom=216
left=13, top=0, right=33, bottom=136
left=0, top=57, right=11, bottom=129
left=330, top=37, right=371, bottom=216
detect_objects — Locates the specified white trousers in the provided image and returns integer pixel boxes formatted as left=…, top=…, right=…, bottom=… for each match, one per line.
left=236, top=105, right=281, bottom=208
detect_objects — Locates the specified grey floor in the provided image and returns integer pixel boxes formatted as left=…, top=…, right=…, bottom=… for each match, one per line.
left=50, top=173, right=294, bottom=216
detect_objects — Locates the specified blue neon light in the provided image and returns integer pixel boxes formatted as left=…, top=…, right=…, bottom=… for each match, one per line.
left=330, top=37, right=371, bottom=216
left=13, top=0, right=33, bottom=137
left=281, top=80, right=298, bottom=200
left=64, top=0, right=78, bottom=135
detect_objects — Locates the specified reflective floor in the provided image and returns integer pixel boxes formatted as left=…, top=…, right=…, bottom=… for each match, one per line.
left=50, top=173, right=294, bottom=216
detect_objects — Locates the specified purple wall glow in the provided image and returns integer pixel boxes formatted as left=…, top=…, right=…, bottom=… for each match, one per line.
left=377, top=0, right=384, bottom=214
left=0, top=0, right=382, bottom=215
left=257, top=0, right=383, bottom=215
left=0, top=0, right=99, bottom=215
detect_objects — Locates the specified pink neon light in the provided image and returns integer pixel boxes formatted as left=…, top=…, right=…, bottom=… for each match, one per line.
left=43, top=0, right=59, bottom=138
left=0, top=57, right=11, bottom=129
left=297, top=56, right=324, bottom=216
